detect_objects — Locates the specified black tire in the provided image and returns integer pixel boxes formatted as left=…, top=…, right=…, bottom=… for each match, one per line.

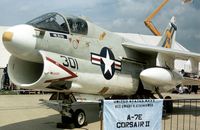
left=61, top=116, right=72, bottom=124
left=57, top=122, right=75, bottom=129
left=57, top=123, right=65, bottom=128
left=73, top=110, right=87, bottom=128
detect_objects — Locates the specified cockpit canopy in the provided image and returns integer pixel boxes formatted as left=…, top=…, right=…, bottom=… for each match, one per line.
left=27, top=12, right=88, bottom=35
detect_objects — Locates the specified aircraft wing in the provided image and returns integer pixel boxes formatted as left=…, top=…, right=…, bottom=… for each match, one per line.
left=122, top=42, right=200, bottom=61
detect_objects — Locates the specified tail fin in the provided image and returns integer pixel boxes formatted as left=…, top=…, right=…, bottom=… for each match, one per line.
left=158, top=16, right=177, bottom=48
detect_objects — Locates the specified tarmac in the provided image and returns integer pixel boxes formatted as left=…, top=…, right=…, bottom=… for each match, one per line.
left=0, top=94, right=101, bottom=130
left=0, top=93, right=200, bottom=130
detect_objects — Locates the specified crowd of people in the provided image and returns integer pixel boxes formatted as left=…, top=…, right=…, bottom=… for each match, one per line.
left=172, top=84, right=198, bottom=94
left=1, top=66, right=16, bottom=90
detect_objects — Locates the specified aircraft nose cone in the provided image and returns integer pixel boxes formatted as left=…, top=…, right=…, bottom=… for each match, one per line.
left=2, top=24, right=39, bottom=61
left=2, top=31, right=13, bottom=42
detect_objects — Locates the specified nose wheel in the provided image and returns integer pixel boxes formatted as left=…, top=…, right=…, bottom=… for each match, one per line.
left=58, top=109, right=87, bottom=128
left=73, top=110, right=87, bottom=128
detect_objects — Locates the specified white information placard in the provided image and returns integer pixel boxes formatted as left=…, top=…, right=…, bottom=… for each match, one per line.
left=103, top=99, right=163, bottom=130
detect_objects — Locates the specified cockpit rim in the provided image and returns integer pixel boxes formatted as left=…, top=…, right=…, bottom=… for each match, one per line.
left=26, top=12, right=88, bottom=35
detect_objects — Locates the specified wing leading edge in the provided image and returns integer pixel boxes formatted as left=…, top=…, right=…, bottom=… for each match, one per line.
left=122, top=42, right=200, bottom=61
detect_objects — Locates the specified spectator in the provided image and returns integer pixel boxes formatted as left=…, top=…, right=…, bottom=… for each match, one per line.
left=3, top=65, right=10, bottom=90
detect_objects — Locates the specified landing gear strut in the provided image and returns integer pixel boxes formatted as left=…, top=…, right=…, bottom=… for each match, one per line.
left=52, top=93, right=102, bottom=129
left=132, top=80, right=157, bottom=99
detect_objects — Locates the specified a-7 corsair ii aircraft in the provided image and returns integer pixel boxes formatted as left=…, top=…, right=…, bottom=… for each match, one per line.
left=2, top=12, right=200, bottom=127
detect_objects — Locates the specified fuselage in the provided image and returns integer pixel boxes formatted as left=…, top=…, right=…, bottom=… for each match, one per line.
left=2, top=12, right=182, bottom=96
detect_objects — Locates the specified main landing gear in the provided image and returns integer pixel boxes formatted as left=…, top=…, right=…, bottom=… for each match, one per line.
left=132, top=80, right=173, bottom=113
left=50, top=93, right=102, bottom=129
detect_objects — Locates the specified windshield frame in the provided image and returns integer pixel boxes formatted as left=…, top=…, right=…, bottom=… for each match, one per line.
left=27, top=12, right=88, bottom=35
left=27, top=12, right=70, bottom=34
left=66, top=16, right=88, bottom=35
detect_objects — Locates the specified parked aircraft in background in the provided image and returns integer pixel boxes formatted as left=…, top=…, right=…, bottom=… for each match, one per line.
left=2, top=12, right=200, bottom=127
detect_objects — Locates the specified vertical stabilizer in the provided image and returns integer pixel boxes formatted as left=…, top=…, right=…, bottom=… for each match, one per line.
left=158, top=16, right=177, bottom=48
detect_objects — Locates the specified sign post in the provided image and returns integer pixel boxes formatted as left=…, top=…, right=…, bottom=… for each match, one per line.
left=103, top=99, right=163, bottom=130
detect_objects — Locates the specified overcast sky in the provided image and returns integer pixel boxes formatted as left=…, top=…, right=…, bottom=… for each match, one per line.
left=0, top=0, right=200, bottom=52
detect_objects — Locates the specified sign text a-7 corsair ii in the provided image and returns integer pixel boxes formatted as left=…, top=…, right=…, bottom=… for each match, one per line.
left=2, top=12, right=200, bottom=127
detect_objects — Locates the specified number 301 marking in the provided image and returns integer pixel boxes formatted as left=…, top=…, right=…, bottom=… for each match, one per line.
left=60, top=56, right=78, bottom=70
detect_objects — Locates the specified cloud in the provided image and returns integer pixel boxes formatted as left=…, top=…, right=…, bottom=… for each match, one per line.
left=105, top=0, right=200, bottom=52
left=192, top=0, right=200, bottom=9
left=116, top=0, right=150, bottom=15
left=0, top=0, right=107, bottom=25
left=0, top=0, right=199, bottom=52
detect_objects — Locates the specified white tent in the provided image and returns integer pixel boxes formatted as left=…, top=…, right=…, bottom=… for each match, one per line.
left=0, top=26, right=10, bottom=68
left=0, top=26, right=10, bottom=89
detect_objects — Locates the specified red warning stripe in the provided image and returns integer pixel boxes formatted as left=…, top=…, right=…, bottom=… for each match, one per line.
left=45, top=57, right=78, bottom=83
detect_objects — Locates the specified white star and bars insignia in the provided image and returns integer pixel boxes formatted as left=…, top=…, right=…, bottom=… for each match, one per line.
left=91, top=47, right=122, bottom=80
left=91, top=53, right=121, bottom=71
